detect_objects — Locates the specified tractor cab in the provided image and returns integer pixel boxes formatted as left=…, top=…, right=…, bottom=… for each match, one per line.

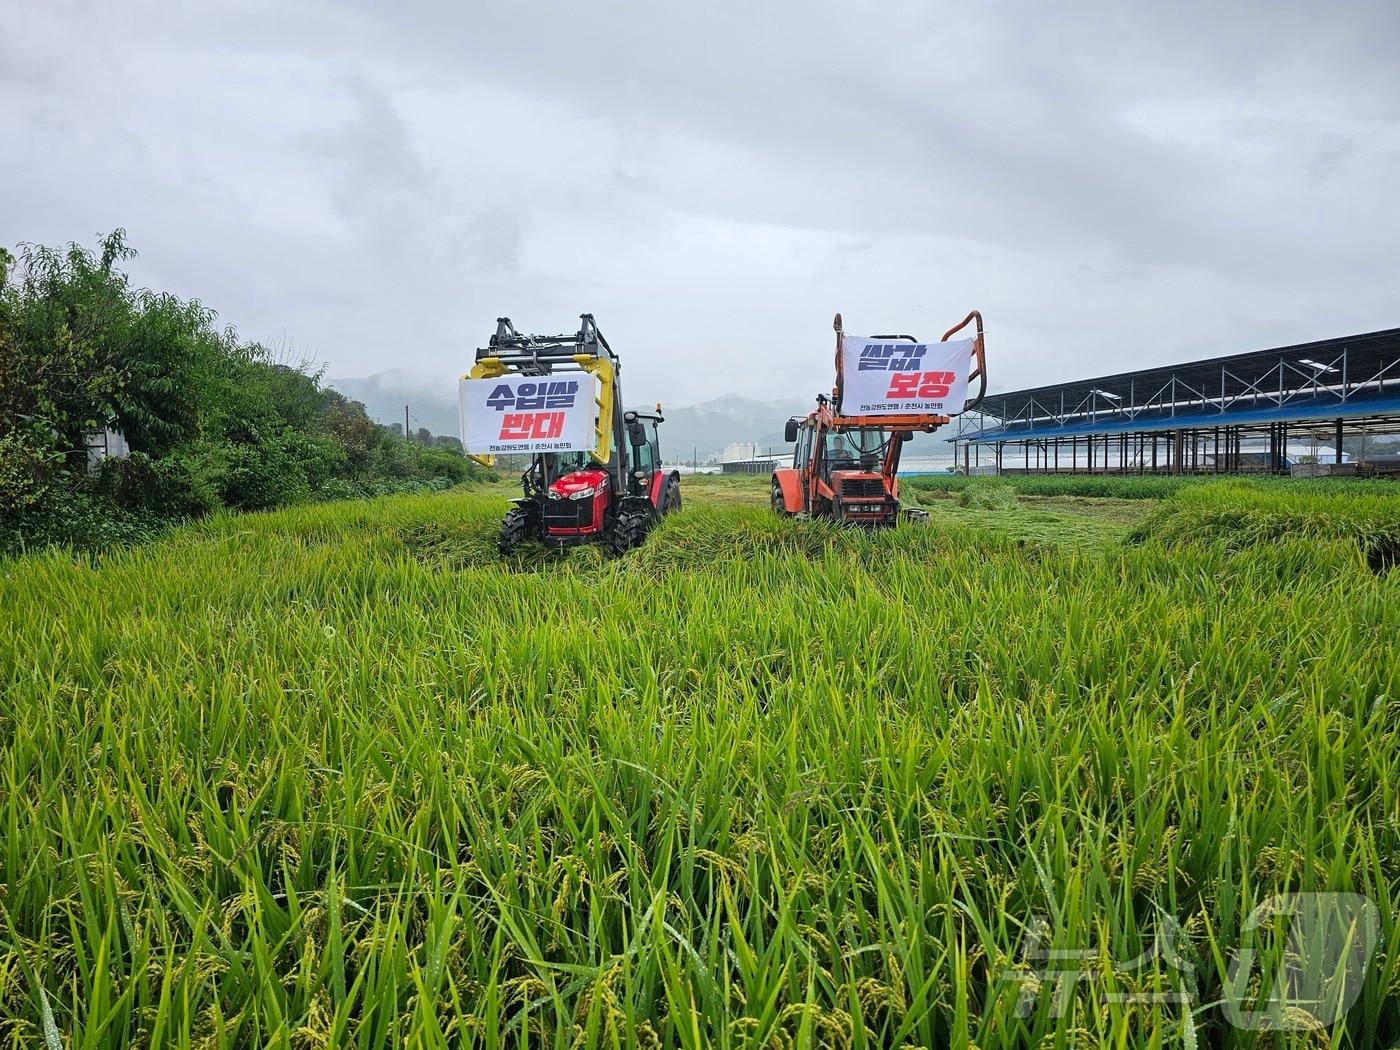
left=823, top=427, right=887, bottom=477
left=622, top=410, right=664, bottom=500
left=780, top=412, right=905, bottom=526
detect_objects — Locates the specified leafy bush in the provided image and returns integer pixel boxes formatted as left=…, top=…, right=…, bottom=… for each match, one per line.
left=284, top=431, right=348, bottom=491
left=216, top=437, right=312, bottom=511
left=314, top=477, right=360, bottom=502
left=0, top=431, right=53, bottom=516
left=0, top=488, right=161, bottom=556
left=1, top=231, right=490, bottom=551
left=413, top=444, right=477, bottom=484
left=95, top=449, right=228, bottom=518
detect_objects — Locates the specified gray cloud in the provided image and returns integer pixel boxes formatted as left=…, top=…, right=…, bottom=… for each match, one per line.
left=2, top=0, right=1397, bottom=405
left=460, top=208, right=524, bottom=272
left=304, top=76, right=431, bottom=239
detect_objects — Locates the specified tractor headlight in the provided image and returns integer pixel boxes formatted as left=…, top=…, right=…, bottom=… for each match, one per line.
left=547, top=490, right=563, bottom=500
left=568, top=486, right=596, bottom=500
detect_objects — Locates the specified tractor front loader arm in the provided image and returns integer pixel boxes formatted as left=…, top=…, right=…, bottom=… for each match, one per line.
left=941, top=310, right=987, bottom=413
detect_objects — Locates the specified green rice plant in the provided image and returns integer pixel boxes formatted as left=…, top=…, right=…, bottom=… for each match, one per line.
left=956, top=479, right=1021, bottom=511
left=1, top=476, right=1397, bottom=1047
left=1129, top=480, right=1400, bottom=571
left=906, top=471, right=1400, bottom=501
left=904, top=473, right=1194, bottom=500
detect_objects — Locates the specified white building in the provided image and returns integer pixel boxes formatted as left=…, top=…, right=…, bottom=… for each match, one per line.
left=718, top=442, right=761, bottom=464
left=85, top=428, right=130, bottom=472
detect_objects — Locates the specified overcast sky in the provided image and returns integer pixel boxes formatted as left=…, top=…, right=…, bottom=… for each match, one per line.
left=5, top=1, right=1398, bottom=406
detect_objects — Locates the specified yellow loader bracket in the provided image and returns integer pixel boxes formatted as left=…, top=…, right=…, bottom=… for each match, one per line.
left=463, top=357, right=509, bottom=467
left=575, top=354, right=614, bottom=465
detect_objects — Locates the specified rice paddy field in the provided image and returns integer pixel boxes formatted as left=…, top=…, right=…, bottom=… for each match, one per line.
left=2, top=474, right=1399, bottom=1048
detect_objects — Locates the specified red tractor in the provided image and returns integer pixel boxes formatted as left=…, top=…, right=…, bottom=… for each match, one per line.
left=771, top=311, right=986, bottom=527
left=464, top=315, right=681, bottom=555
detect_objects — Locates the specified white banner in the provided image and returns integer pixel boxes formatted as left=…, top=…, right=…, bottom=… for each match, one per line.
left=840, top=336, right=974, bottom=415
left=459, top=374, right=596, bottom=454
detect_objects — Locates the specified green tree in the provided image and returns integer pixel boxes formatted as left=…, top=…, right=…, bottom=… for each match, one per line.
left=2, top=230, right=488, bottom=549
left=0, top=232, right=134, bottom=469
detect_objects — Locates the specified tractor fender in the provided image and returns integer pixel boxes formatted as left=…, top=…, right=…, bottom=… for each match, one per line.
left=771, top=468, right=803, bottom=513
left=648, top=469, right=681, bottom=508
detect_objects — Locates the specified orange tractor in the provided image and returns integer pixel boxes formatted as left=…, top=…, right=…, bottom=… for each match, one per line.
left=771, top=311, right=987, bottom=527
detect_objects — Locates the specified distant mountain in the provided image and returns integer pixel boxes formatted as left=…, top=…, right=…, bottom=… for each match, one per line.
left=327, top=372, right=955, bottom=462
left=329, top=370, right=459, bottom=438
left=659, top=395, right=812, bottom=462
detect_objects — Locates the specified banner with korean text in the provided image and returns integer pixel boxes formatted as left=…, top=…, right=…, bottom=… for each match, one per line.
left=840, top=336, right=973, bottom=415
left=459, top=375, right=596, bottom=454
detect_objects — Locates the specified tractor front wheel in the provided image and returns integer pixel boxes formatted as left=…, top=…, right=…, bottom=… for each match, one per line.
left=605, top=508, right=651, bottom=556
left=498, top=506, right=530, bottom=555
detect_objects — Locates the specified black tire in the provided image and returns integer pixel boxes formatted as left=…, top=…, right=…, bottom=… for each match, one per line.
left=771, top=479, right=792, bottom=517
left=662, top=475, right=681, bottom=515
left=604, top=508, right=651, bottom=556
left=498, top=506, right=530, bottom=555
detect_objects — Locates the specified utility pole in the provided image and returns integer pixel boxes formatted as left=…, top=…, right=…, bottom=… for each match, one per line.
left=404, top=405, right=411, bottom=443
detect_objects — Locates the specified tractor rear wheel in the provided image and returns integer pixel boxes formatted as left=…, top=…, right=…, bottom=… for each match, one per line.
left=662, top=476, right=681, bottom=515
left=604, top=508, right=651, bottom=556
left=498, top=506, right=530, bottom=554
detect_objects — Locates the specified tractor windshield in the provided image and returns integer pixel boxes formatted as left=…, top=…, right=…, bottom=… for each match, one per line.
left=546, top=450, right=595, bottom=475
left=823, top=429, right=887, bottom=470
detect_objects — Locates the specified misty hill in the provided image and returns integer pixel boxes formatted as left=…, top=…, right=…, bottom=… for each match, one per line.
left=660, top=395, right=812, bottom=461
left=329, top=370, right=460, bottom=438
left=328, top=372, right=955, bottom=461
